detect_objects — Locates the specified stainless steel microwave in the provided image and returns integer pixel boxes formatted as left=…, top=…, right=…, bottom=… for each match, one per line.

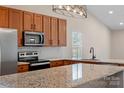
left=23, top=31, right=44, bottom=46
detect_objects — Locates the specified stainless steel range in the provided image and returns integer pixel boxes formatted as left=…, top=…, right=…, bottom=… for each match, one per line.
left=18, top=51, right=50, bottom=71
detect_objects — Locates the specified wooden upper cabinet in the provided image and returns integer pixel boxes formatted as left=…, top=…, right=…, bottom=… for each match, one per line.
left=9, top=9, right=23, bottom=47
left=58, top=19, right=67, bottom=46
left=0, top=6, right=67, bottom=47
left=23, top=11, right=34, bottom=31
left=34, top=14, right=43, bottom=32
left=51, top=17, right=58, bottom=46
left=0, top=6, right=9, bottom=28
left=43, top=15, right=51, bottom=46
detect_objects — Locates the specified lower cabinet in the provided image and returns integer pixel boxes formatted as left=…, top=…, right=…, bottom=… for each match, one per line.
left=50, top=60, right=80, bottom=68
left=63, top=61, right=72, bottom=65
left=18, top=64, right=29, bottom=73
left=50, top=60, right=64, bottom=67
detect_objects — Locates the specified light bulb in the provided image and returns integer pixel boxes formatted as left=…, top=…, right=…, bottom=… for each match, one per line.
left=120, top=22, right=124, bottom=25
left=58, top=5, right=63, bottom=9
left=79, top=12, right=83, bottom=16
left=73, top=9, right=76, bottom=13
left=108, top=10, right=114, bottom=14
left=66, top=6, right=71, bottom=11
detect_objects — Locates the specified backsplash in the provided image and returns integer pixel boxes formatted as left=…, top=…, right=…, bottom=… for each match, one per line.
left=18, top=47, right=68, bottom=59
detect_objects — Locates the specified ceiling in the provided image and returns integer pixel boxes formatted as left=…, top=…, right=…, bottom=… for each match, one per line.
left=87, top=5, right=124, bottom=30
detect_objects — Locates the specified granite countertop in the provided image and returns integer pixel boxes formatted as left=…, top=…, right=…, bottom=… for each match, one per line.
left=0, top=63, right=124, bottom=88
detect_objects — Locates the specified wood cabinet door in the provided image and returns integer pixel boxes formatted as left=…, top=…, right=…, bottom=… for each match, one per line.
left=9, top=9, right=23, bottom=47
left=51, top=17, right=58, bottom=46
left=0, top=6, right=9, bottom=28
left=34, top=14, right=42, bottom=32
left=58, top=19, right=67, bottom=46
left=43, top=15, right=51, bottom=46
left=23, top=11, right=34, bottom=31
left=18, top=64, right=29, bottom=73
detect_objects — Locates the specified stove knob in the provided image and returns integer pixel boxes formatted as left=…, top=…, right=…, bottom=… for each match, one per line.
left=20, top=54, right=24, bottom=56
left=34, top=53, right=38, bottom=55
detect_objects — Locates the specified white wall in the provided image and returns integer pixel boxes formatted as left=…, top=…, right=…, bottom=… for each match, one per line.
left=111, top=30, right=124, bottom=59
left=5, top=5, right=111, bottom=59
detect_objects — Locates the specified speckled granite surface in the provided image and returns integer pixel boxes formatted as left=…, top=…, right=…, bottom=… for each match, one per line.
left=0, top=63, right=124, bottom=88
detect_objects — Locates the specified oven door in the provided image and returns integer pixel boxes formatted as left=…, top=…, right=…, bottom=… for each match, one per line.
left=23, top=31, right=44, bottom=46
left=29, top=62, right=50, bottom=71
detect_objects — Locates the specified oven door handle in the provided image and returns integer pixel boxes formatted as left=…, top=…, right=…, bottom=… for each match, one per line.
left=30, top=62, right=50, bottom=66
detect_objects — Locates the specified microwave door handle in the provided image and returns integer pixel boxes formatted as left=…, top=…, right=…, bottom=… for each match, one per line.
left=41, top=34, right=44, bottom=44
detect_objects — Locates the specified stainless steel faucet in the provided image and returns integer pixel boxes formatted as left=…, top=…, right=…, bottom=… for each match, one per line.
left=90, top=47, right=96, bottom=59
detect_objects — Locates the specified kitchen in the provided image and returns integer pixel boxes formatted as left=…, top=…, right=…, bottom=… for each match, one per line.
left=1, top=5, right=124, bottom=88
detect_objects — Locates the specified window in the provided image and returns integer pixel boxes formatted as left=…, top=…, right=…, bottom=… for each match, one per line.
left=72, top=64, right=83, bottom=81
left=72, top=32, right=82, bottom=59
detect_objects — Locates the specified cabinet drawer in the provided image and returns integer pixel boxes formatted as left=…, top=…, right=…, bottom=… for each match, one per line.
left=64, top=61, right=80, bottom=65
left=18, top=65, right=29, bottom=73
left=71, top=61, right=80, bottom=64
left=64, top=61, right=72, bottom=65
left=50, top=61, right=64, bottom=67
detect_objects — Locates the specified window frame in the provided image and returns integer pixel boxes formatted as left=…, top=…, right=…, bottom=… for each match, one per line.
left=72, top=31, right=83, bottom=59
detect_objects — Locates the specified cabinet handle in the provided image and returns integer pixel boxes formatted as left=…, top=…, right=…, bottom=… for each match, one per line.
left=50, top=40, right=52, bottom=45
left=58, top=40, right=60, bottom=45
left=21, top=38, right=23, bottom=46
left=34, top=24, right=36, bottom=30
left=31, top=24, right=33, bottom=29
